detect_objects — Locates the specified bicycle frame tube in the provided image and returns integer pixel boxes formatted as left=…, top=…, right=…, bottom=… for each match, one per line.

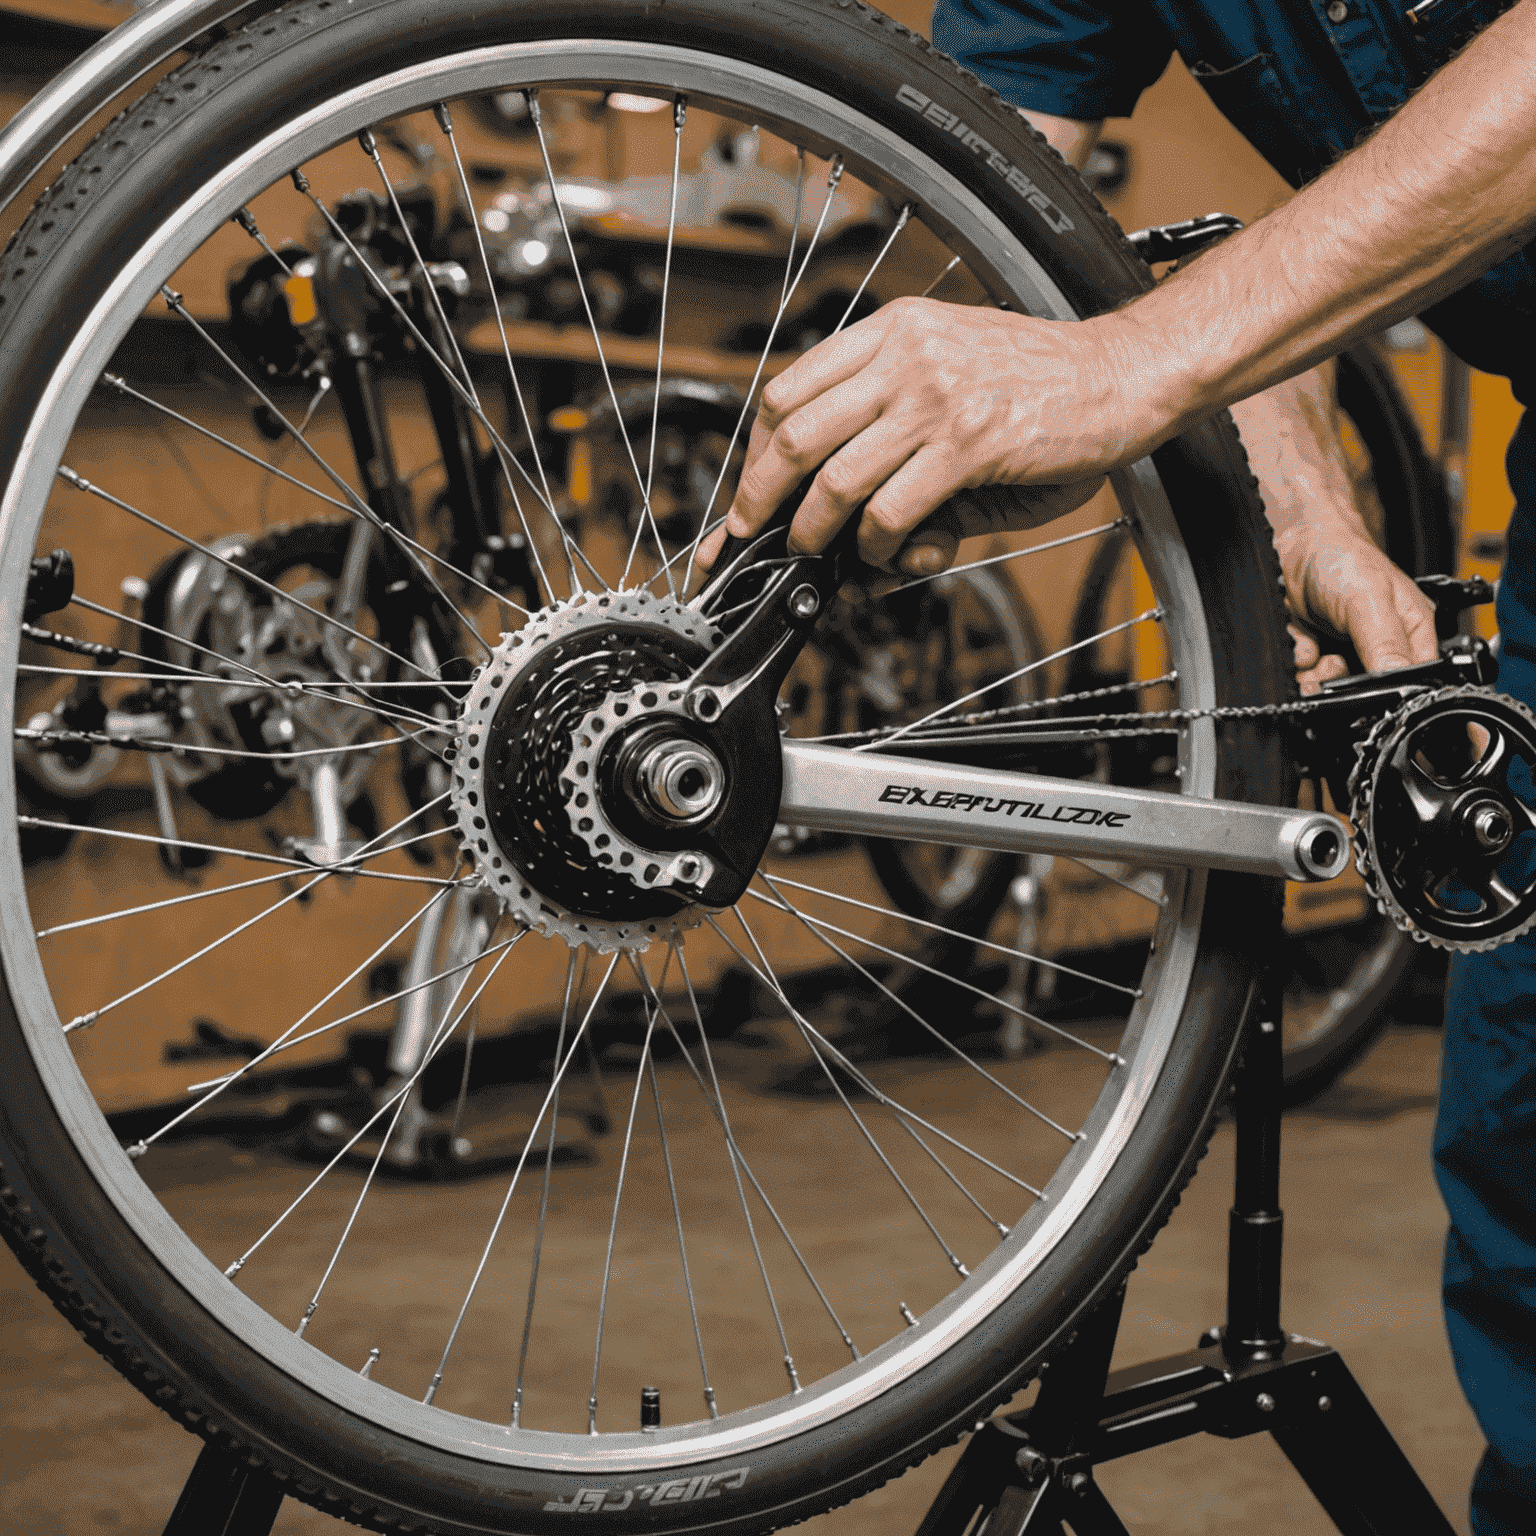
left=778, top=740, right=1349, bottom=882
left=0, top=0, right=275, bottom=218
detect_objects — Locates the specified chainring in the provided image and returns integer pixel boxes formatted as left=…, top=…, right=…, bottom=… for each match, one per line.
left=1348, top=684, right=1536, bottom=952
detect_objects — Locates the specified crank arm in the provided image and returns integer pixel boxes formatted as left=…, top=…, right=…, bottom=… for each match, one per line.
left=778, top=741, right=1350, bottom=882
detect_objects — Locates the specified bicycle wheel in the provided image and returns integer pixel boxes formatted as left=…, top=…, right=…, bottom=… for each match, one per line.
left=0, top=3, right=1293, bottom=1531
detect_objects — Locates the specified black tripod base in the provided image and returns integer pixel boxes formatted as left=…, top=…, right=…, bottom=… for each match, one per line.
left=162, top=1441, right=284, bottom=1536
left=919, top=1330, right=1454, bottom=1536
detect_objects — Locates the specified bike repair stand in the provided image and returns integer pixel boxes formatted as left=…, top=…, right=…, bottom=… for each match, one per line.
left=912, top=965, right=1456, bottom=1536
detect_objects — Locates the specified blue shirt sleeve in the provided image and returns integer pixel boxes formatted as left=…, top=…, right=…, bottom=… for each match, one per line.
left=931, top=0, right=1176, bottom=121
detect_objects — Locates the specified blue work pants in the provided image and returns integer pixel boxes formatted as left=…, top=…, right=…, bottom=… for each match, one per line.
left=1440, top=407, right=1536, bottom=1536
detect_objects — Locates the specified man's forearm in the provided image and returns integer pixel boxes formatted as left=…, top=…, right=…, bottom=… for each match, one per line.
left=1107, top=0, right=1536, bottom=438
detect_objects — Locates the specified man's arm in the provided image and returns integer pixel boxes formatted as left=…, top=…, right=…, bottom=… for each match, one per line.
left=720, top=0, right=1536, bottom=605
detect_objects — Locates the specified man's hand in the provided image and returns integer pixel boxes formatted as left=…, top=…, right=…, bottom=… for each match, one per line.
left=709, top=297, right=1160, bottom=572
left=1273, top=520, right=1440, bottom=691
left=1231, top=368, right=1438, bottom=692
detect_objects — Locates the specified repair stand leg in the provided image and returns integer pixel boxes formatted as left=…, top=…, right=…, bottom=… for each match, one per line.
left=911, top=953, right=1455, bottom=1535
left=162, top=1440, right=284, bottom=1536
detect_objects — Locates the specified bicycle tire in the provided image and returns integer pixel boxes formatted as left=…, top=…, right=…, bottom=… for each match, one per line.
left=0, top=3, right=1292, bottom=1531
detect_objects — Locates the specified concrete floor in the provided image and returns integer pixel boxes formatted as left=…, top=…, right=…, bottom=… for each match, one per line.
left=1, top=1017, right=1482, bottom=1535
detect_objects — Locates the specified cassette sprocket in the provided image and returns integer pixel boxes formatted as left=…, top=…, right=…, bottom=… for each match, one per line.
left=1348, top=684, right=1536, bottom=952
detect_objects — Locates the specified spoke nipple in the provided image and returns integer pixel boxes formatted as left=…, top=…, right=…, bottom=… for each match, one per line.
left=224, top=1258, right=245, bottom=1278
left=674, top=95, right=688, bottom=129
left=290, top=167, right=310, bottom=194
left=525, top=88, right=541, bottom=124
left=703, top=1387, right=718, bottom=1419
left=124, top=1140, right=148, bottom=1160
left=952, top=1258, right=969, bottom=1277
left=588, top=1395, right=598, bottom=1435
left=510, top=1388, right=523, bottom=1428
left=159, top=285, right=183, bottom=309
left=640, top=1386, right=661, bottom=1430
left=899, top=1302, right=918, bottom=1327
left=65, top=1011, right=98, bottom=1032
left=360, top=1347, right=381, bottom=1378
left=424, top=1372, right=443, bottom=1406
left=358, top=127, right=379, bottom=160
left=433, top=102, right=453, bottom=134
left=785, top=1357, right=803, bottom=1392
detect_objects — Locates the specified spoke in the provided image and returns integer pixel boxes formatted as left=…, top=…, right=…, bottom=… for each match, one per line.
left=762, top=872, right=1141, bottom=996
left=63, top=793, right=448, bottom=1034
left=108, top=886, right=468, bottom=1162
left=887, top=517, right=1130, bottom=595
left=704, top=915, right=1049, bottom=1194
left=646, top=1041, right=717, bottom=1418
left=526, top=91, right=658, bottom=585
left=434, top=101, right=573, bottom=601
left=779, top=147, right=807, bottom=315
left=296, top=929, right=496, bottom=1336
left=853, top=606, right=1161, bottom=751
left=1064, top=856, right=1168, bottom=906
left=362, top=128, right=474, bottom=391
left=35, top=862, right=455, bottom=940
left=232, top=205, right=293, bottom=272
left=19, top=651, right=446, bottom=738
left=919, top=253, right=963, bottom=298
left=681, top=154, right=847, bottom=593
left=16, top=717, right=438, bottom=766
left=511, top=950, right=578, bottom=1430
left=19, top=814, right=449, bottom=889
left=57, top=466, right=449, bottom=692
left=742, top=882, right=1115, bottom=1072
left=226, top=939, right=515, bottom=1281
left=625, top=95, right=689, bottom=596
left=733, top=909, right=970, bottom=1277
left=588, top=952, right=670, bottom=1433
left=99, top=372, right=532, bottom=621
left=184, top=920, right=507, bottom=1092
left=753, top=873, right=1084, bottom=1152
left=300, top=175, right=607, bottom=603
left=65, top=594, right=448, bottom=737
left=424, top=952, right=622, bottom=1407
left=157, top=284, right=493, bottom=658
left=660, top=953, right=862, bottom=1362
left=799, top=671, right=1176, bottom=748
left=830, top=203, right=912, bottom=334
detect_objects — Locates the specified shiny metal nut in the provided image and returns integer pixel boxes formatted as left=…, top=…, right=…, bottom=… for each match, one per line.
left=788, top=583, right=820, bottom=619
left=639, top=738, right=726, bottom=822
left=1471, top=802, right=1514, bottom=852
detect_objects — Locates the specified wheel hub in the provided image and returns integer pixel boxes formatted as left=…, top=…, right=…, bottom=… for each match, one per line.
left=446, top=591, right=729, bottom=951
